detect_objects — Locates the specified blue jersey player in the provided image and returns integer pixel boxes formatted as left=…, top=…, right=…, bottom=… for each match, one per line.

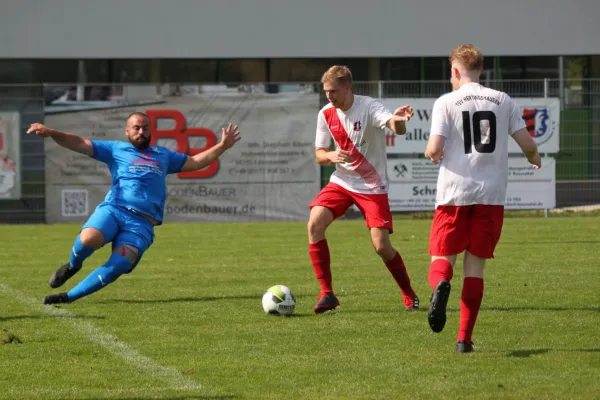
left=27, top=113, right=241, bottom=305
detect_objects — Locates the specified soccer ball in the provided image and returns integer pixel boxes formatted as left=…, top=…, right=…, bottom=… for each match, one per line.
left=261, top=285, right=296, bottom=316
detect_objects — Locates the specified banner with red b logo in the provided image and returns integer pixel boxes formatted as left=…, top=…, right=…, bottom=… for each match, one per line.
left=44, top=93, right=320, bottom=223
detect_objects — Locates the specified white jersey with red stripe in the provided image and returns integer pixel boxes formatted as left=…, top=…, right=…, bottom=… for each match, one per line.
left=430, top=83, right=526, bottom=206
left=316, top=95, right=393, bottom=194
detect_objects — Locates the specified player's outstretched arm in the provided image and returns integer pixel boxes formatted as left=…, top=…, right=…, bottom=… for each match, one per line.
left=181, top=123, right=241, bottom=172
left=27, top=123, right=93, bottom=156
left=512, top=128, right=541, bottom=169
left=386, top=105, right=414, bottom=135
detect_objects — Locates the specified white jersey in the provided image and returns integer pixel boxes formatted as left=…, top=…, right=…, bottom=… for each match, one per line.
left=430, top=83, right=526, bottom=206
left=316, top=95, right=393, bottom=194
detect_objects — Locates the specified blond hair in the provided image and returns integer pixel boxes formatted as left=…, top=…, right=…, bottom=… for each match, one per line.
left=449, top=44, right=484, bottom=72
left=321, top=65, right=353, bottom=85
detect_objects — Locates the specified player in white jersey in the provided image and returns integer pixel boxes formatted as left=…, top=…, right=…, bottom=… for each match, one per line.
left=424, top=45, right=541, bottom=353
left=307, top=65, right=420, bottom=313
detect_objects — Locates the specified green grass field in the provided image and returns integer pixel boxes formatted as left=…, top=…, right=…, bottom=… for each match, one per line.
left=1, top=216, right=599, bottom=400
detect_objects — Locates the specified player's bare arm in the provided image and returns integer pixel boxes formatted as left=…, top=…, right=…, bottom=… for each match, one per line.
left=425, top=135, right=445, bottom=164
left=315, top=147, right=352, bottom=165
left=386, top=105, right=414, bottom=135
left=512, top=128, right=542, bottom=168
left=181, top=123, right=241, bottom=172
left=27, top=123, right=93, bottom=156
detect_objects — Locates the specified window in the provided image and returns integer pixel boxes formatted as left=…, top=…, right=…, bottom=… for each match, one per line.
left=218, top=59, right=267, bottom=83
left=423, top=57, right=449, bottom=81
left=524, top=56, right=559, bottom=79
left=380, top=58, right=420, bottom=81
left=564, top=56, right=589, bottom=107
left=0, top=60, right=36, bottom=83
left=161, top=60, right=217, bottom=83
left=498, top=56, right=558, bottom=80
left=35, top=59, right=78, bottom=83
left=380, top=58, right=420, bottom=97
left=112, top=59, right=153, bottom=83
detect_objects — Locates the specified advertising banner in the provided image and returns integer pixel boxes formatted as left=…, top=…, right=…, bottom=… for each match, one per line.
left=44, top=93, right=320, bottom=223
left=387, top=157, right=556, bottom=211
left=0, top=112, right=21, bottom=199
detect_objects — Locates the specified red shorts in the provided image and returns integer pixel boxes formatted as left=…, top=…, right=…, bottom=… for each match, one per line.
left=429, top=205, right=504, bottom=259
left=310, top=183, right=394, bottom=233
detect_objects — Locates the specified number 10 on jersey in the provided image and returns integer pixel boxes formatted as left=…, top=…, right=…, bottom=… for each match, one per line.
left=462, top=111, right=496, bottom=154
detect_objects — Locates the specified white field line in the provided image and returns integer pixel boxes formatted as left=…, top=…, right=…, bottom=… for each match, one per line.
left=0, top=283, right=202, bottom=392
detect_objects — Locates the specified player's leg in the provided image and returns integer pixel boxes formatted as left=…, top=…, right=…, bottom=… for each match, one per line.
left=456, top=204, right=504, bottom=353
left=47, top=244, right=140, bottom=304
left=369, top=227, right=419, bottom=311
left=48, top=205, right=118, bottom=289
left=44, top=207, right=153, bottom=305
left=351, top=191, right=419, bottom=310
left=307, top=183, right=353, bottom=313
left=456, top=251, right=485, bottom=353
left=427, top=205, right=469, bottom=333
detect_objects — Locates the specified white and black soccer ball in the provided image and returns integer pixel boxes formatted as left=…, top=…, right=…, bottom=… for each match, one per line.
left=261, top=285, right=296, bottom=316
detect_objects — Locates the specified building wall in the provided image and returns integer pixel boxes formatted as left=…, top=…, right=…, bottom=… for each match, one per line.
left=1, top=0, right=600, bottom=59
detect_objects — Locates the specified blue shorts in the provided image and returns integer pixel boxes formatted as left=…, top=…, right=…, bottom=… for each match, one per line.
left=82, top=203, right=155, bottom=269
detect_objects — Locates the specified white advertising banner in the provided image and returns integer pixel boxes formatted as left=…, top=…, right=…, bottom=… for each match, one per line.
left=44, top=93, right=321, bottom=223
left=0, top=112, right=21, bottom=199
left=382, top=98, right=560, bottom=154
left=387, top=157, right=556, bottom=211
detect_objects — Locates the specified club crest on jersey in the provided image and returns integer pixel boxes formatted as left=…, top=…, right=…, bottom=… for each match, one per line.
left=353, top=121, right=362, bottom=132
left=521, top=107, right=556, bottom=146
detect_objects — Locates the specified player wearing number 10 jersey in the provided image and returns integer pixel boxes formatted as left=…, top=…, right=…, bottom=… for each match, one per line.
left=424, top=44, right=542, bottom=353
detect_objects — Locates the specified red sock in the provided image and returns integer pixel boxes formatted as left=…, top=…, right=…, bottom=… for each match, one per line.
left=428, top=259, right=454, bottom=290
left=309, top=239, right=332, bottom=294
left=457, top=277, right=484, bottom=343
left=384, top=252, right=416, bottom=298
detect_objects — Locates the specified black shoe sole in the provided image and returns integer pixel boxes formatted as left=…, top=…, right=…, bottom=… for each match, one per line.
left=44, top=293, right=71, bottom=305
left=48, top=264, right=78, bottom=289
left=428, top=280, right=451, bottom=333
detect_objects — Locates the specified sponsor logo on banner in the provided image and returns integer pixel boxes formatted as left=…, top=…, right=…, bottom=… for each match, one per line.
left=146, top=109, right=220, bottom=179
left=521, top=106, right=556, bottom=147
left=392, top=162, right=409, bottom=178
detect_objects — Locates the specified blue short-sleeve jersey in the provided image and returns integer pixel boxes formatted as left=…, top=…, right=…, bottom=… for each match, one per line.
left=90, top=141, right=187, bottom=224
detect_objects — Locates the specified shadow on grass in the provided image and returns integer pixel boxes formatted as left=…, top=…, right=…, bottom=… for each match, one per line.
left=80, top=397, right=237, bottom=400
left=97, top=295, right=263, bottom=304
left=483, top=306, right=600, bottom=313
left=0, top=314, right=106, bottom=322
left=507, top=348, right=600, bottom=357
left=278, top=313, right=313, bottom=318
left=97, top=294, right=315, bottom=305
left=502, top=240, right=600, bottom=245
left=507, top=349, right=551, bottom=357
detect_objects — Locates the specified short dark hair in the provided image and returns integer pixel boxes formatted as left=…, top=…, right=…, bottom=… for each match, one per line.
left=126, top=112, right=150, bottom=124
